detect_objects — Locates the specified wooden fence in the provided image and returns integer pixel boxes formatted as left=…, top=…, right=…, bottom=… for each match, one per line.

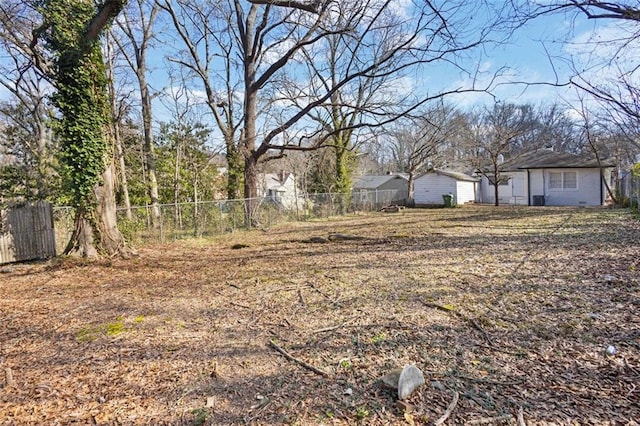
left=0, top=201, right=57, bottom=265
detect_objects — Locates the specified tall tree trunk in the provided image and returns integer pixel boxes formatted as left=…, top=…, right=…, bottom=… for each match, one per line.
left=334, top=136, right=352, bottom=214
left=407, top=172, right=415, bottom=207
left=140, top=76, right=161, bottom=227
left=226, top=139, right=243, bottom=199
left=114, top=122, right=132, bottom=219
left=244, top=154, right=259, bottom=226
left=173, top=141, right=182, bottom=229
left=105, top=33, right=132, bottom=220
left=64, top=162, right=127, bottom=257
left=94, top=161, right=127, bottom=255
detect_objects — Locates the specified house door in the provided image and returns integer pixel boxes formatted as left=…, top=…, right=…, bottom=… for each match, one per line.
left=511, top=174, right=526, bottom=205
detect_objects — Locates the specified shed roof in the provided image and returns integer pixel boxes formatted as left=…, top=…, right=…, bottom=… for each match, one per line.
left=418, top=169, right=479, bottom=182
left=353, top=174, right=408, bottom=189
left=496, top=149, right=615, bottom=171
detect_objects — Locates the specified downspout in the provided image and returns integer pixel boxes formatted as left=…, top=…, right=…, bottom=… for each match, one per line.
left=600, top=168, right=604, bottom=205
left=527, top=169, right=531, bottom=206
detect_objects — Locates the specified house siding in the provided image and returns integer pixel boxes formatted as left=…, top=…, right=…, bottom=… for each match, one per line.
left=455, top=181, right=476, bottom=204
left=480, top=172, right=527, bottom=205
left=414, top=174, right=457, bottom=205
left=257, top=174, right=299, bottom=209
left=492, top=168, right=607, bottom=206
left=414, top=173, right=477, bottom=205
left=529, top=170, right=544, bottom=204
left=542, top=168, right=603, bottom=206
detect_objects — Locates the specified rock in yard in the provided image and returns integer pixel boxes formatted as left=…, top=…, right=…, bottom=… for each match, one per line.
left=380, top=368, right=402, bottom=389
left=308, top=236, right=329, bottom=244
left=380, top=365, right=425, bottom=400
left=328, top=233, right=363, bottom=241
left=398, top=365, right=425, bottom=400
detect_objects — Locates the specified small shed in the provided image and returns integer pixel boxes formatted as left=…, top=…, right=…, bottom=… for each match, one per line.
left=414, top=170, right=478, bottom=206
left=352, top=174, right=409, bottom=207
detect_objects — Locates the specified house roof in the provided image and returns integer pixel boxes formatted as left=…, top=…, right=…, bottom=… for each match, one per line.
left=497, top=149, right=615, bottom=171
left=418, top=169, right=479, bottom=182
left=260, top=173, right=293, bottom=191
left=352, top=174, right=408, bottom=189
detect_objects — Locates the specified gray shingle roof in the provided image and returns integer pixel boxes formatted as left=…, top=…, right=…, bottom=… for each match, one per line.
left=497, top=149, right=615, bottom=171
left=352, top=174, right=408, bottom=189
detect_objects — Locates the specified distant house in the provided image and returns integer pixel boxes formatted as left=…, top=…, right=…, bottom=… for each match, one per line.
left=478, top=149, right=615, bottom=206
left=257, top=172, right=298, bottom=209
left=414, top=170, right=479, bottom=206
left=352, top=174, right=409, bottom=207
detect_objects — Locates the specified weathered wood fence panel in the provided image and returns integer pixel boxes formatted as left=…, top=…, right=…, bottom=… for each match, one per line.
left=0, top=201, right=56, bottom=264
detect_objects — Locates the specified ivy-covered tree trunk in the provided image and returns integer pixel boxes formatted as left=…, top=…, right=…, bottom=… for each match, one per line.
left=226, top=143, right=244, bottom=200
left=42, top=0, right=128, bottom=257
left=333, top=131, right=354, bottom=214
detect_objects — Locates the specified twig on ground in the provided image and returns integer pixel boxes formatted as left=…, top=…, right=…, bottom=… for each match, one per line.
left=5, top=368, right=14, bottom=386
left=226, top=281, right=241, bottom=289
left=268, top=340, right=330, bottom=377
left=434, top=390, right=459, bottom=426
left=298, top=288, right=306, bottom=306
left=465, top=414, right=514, bottom=425
left=312, top=316, right=359, bottom=333
left=229, top=301, right=252, bottom=309
left=422, top=301, right=492, bottom=346
left=310, top=283, right=331, bottom=300
left=268, top=285, right=309, bottom=294
left=517, top=407, right=527, bottom=426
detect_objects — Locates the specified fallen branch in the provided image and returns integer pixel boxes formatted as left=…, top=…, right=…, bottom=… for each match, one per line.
left=422, top=301, right=492, bottom=346
left=229, top=301, right=252, bottom=309
left=434, top=390, right=459, bottom=426
left=268, top=340, right=330, bottom=377
left=312, top=315, right=359, bottom=333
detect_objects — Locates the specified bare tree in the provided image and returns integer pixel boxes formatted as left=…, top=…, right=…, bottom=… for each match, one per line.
left=513, top=1, right=640, bottom=142
left=0, top=2, right=57, bottom=202
left=276, top=1, right=510, bottom=203
left=159, top=0, right=511, bottom=224
left=112, top=0, right=162, bottom=226
left=472, top=103, right=535, bottom=206
left=386, top=103, right=459, bottom=204
left=158, top=0, right=244, bottom=200
left=104, top=31, right=133, bottom=220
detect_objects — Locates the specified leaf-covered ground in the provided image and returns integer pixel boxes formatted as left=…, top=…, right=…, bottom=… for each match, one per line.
left=1, top=206, right=639, bottom=425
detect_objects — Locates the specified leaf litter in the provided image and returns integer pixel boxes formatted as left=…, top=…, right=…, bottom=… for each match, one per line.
left=0, top=206, right=638, bottom=425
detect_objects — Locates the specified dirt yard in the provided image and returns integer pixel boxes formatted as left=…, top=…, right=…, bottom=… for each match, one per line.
left=0, top=206, right=639, bottom=425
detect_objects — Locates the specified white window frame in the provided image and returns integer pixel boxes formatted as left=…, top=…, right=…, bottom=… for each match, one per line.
left=548, top=170, right=578, bottom=191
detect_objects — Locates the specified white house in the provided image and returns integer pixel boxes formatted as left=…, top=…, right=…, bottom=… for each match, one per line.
left=257, top=172, right=298, bottom=209
left=478, top=149, right=615, bottom=206
left=414, top=170, right=479, bottom=206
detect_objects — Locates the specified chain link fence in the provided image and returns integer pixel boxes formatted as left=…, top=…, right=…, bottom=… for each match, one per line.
left=619, top=172, right=640, bottom=213
left=53, top=190, right=406, bottom=250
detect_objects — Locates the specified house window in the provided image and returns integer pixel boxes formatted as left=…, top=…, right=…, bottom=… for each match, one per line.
left=549, top=171, right=577, bottom=190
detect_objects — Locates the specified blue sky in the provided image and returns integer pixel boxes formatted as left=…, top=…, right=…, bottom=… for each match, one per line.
left=0, top=1, right=632, bottom=140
